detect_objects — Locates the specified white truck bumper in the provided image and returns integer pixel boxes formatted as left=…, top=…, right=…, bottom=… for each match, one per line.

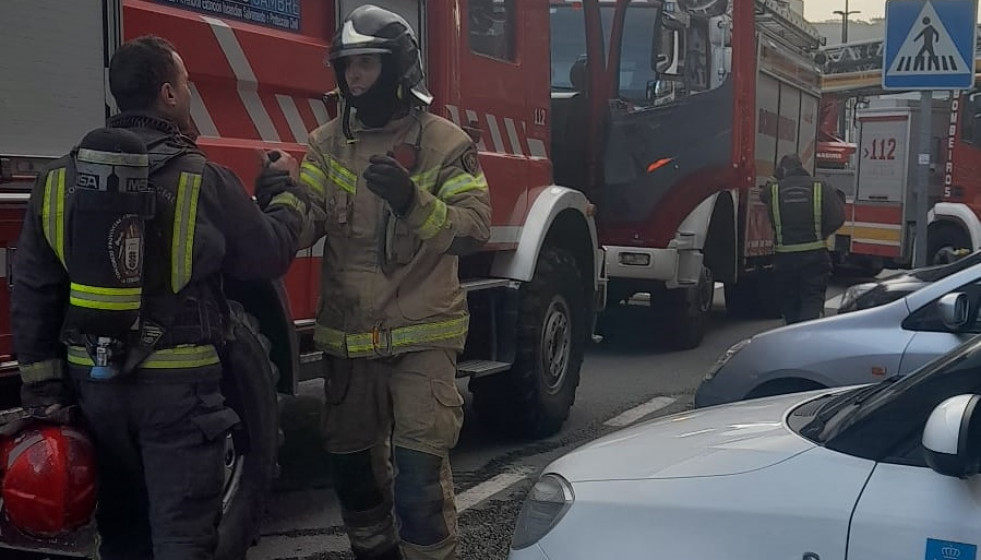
left=604, top=242, right=703, bottom=288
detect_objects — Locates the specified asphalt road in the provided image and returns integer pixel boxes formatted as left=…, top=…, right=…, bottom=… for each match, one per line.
left=247, top=276, right=864, bottom=560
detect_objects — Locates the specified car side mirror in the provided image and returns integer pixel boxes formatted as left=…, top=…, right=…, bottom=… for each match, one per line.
left=938, top=292, right=971, bottom=330
left=923, top=394, right=981, bottom=478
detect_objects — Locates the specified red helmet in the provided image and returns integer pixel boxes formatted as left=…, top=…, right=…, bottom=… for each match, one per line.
left=0, top=424, right=97, bottom=538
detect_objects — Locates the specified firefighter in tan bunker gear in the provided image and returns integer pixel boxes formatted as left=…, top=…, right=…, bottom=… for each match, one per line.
left=293, top=6, right=491, bottom=560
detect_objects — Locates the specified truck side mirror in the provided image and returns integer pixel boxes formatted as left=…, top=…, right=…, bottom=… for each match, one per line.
left=923, top=394, right=981, bottom=478
left=654, top=29, right=681, bottom=75
left=938, top=292, right=971, bottom=331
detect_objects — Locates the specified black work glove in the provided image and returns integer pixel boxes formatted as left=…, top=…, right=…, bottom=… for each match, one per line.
left=20, top=380, right=75, bottom=425
left=254, top=167, right=295, bottom=210
left=363, top=155, right=416, bottom=217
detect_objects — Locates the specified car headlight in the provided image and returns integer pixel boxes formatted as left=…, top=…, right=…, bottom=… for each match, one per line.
left=838, top=282, right=877, bottom=313
left=703, top=338, right=752, bottom=381
left=510, top=473, right=575, bottom=550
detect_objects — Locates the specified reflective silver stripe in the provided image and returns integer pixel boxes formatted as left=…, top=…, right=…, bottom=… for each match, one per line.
left=172, top=171, right=202, bottom=293
left=68, top=345, right=220, bottom=369
left=69, top=283, right=142, bottom=311
left=77, top=148, right=148, bottom=167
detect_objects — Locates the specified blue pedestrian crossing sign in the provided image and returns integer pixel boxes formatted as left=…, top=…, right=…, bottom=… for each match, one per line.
left=883, top=0, right=978, bottom=90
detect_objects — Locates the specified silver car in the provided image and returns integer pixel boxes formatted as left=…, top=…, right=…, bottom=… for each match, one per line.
left=694, top=260, right=981, bottom=408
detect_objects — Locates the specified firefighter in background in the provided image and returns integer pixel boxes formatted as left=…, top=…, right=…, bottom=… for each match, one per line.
left=761, top=154, right=846, bottom=325
left=290, top=5, right=491, bottom=560
left=11, top=36, right=307, bottom=560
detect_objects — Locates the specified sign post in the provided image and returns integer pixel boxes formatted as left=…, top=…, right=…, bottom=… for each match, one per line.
left=884, top=0, right=978, bottom=268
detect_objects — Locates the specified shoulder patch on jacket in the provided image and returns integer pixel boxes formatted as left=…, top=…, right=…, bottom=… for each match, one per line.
left=462, top=149, right=481, bottom=175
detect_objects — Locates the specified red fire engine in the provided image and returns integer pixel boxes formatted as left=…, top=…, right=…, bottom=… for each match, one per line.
left=567, top=0, right=826, bottom=333
left=818, top=31, right=981, bottom=272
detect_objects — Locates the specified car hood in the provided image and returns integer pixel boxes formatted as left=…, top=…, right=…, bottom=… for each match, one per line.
left=549, top=392, right=829, bottom=483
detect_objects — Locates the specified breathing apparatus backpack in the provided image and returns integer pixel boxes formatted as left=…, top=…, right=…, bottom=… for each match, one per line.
left=59, top=128, right=156, bottom=379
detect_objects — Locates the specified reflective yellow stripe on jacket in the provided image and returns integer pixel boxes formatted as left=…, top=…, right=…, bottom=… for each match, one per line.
left=438, top=171, right=488, bottom=200
left=67, top=344, right=220, bottom=369
left=19, top=359, right=66, bottom=384
left=327, top=156, right=357, bottom=194
left=313, top=316, right=469, bottom=358
left=300, top=161, right=328, bottom=197
left=172, top=171, right=202, bottom=292
left=41, top=167, right=68, bottom=267
left=771, top=182, right=827, bottom=253
left=412, top=167, right=442, bottom=193
left=69, top=283, right=142, bottom=311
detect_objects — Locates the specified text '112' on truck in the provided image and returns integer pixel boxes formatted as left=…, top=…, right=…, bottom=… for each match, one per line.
left=0, top=0, right=824, bottom=557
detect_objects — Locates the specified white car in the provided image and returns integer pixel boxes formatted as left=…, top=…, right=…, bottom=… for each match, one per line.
left=509, top=335, right=981, bottom=560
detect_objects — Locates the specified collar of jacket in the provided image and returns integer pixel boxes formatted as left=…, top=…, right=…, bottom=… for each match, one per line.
left=108, top=111, right=182, bottom=135
left=349, top=107, right=420, bottom=136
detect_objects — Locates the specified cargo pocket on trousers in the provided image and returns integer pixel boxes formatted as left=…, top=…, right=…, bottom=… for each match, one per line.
left=431, top=379, right=464, bottom=450
left=192, top=386, right=242, bottom=441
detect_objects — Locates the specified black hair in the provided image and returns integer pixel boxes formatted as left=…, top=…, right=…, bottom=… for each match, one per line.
left=108, top=35, right=179, bottom=112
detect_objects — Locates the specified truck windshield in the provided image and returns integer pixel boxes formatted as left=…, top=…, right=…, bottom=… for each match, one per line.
left=549, top=4, right=717, bottom=102
left=550, top=4, right=659, bottom=95
left=549, top=5, right=613, bottom=91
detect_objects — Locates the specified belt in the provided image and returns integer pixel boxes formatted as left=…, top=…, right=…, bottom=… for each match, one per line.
left=314, top=316, right=469, bottom=358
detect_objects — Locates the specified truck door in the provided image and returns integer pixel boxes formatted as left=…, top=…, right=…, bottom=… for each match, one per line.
left=599, top=0, right=735, bottom=243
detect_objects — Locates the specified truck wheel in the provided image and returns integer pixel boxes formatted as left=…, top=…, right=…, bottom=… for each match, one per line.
left=471, top=246, right=586, bottom=439
left=215, top=301, right=280, bottom=560
left=928, top=224, right=971, bottom=266
left=663, top=265, right=713, bottom=350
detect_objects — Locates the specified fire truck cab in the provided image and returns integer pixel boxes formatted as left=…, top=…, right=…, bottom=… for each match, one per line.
left=556, top=0, right=826, bottom=341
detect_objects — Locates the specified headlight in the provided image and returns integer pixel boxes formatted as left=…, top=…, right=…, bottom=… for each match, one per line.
left=838, top=282, right=877, bottom=313
left=510, top=473, right=575, bottom=550
left=703, top=338, right=752, bottom=381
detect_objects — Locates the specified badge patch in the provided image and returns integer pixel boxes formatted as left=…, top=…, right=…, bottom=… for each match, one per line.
left=926, top=538, right=977, bottom=560
left=108, top=215, right=143, bottom=284
left=140, top=323, right=164, bottom=347
left=462, top=150, right=480, bottom=175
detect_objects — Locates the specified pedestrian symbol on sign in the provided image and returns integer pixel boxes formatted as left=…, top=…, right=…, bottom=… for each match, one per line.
left=914, top=17, right=940, bottom=70
left=887, top=1, right=971, bottom=76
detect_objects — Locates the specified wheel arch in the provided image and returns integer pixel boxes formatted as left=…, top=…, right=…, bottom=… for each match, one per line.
left=929, top=202, right=981, bottom=252
left=745, top=376, right=828, bottom=400
left=490, top=186, right=600, bottom=295
left=701, top=191, right=738, bottom=284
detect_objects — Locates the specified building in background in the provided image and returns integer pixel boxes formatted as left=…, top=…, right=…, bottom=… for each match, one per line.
left=812, top=18, right=884, bottom=46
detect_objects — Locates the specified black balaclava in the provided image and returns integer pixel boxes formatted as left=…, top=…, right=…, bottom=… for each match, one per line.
left=337, top=55, right=406, bottom=129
